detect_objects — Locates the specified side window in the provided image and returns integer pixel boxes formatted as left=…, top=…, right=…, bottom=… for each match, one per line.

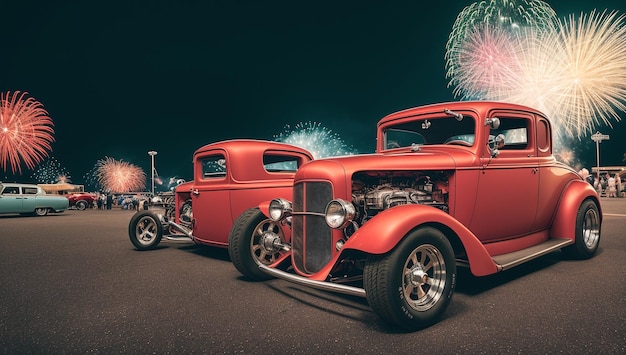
left=2, top=187, right=20, bottom=195
left=23, top=188, right=38, bottom=195
left=201, top=154, right=227, bottom=179
left=263, top=154, right=302, bottom=172
left=493, top=117, right=529, bottom=150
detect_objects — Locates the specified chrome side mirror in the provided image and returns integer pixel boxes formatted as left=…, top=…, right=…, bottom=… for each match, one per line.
left=487, top=134, right=505, bottom=157
left=485, top=117, right=500, bottom=129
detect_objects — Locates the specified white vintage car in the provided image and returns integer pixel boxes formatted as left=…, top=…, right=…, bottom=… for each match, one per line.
left=0, top=182, right=69, bottom=216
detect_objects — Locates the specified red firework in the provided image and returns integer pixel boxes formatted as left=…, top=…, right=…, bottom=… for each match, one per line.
left=0, top=91, right=55, bottom=174
left=96, top=157, right=146, bottom=193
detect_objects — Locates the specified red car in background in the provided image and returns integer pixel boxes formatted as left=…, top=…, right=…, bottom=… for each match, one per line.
left=128, top=140, right=314, bottom=262
left=66, top=192, right=97, bottom=210
left=37, top=183, right=96, bottom=211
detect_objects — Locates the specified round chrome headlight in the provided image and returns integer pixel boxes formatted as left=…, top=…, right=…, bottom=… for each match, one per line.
left=268, top=198, right=292, bottom=221
left=325, top=199, right=356, bottom=229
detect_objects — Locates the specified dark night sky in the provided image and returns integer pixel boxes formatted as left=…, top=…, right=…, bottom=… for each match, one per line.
left=2, top=1, right=626, bottom=185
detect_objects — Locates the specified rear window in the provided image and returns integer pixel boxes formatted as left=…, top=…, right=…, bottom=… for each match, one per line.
left=263, top=154, right=302, bottom=173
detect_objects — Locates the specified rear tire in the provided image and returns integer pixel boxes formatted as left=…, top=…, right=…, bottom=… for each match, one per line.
left=76, top=200, right=87, bottom=210
left=364, top=226, right=456, bottom=331
left=34, top=207, right=48, bottom=216
left=563, top=199, right=601, bottom=259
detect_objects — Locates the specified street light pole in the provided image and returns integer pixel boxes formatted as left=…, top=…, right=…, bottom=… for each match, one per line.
left=591, top=132, right=610, bottom=181
left=148, top=150, right=158, bottom=195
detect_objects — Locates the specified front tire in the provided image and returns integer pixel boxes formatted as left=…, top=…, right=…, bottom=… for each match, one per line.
left=364, top=226, right=456, bottom=331
left=228, top=207, right=287, bottom=281
left=562, top=199, right=601, bottom=259
left=128, top=211, right=163, bottom=250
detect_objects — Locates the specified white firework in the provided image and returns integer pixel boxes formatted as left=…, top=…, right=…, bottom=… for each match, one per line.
left=450, top=9, right=626, bottom=139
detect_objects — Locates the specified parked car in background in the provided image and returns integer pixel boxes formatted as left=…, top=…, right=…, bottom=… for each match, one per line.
left=128, top=139, right=314, bottom=254
left=228, top=101, right=602, bottom=331
left=116, top=194, right=150, bottom=210
left=66, top=192, right=97, bottom=210
left=0, top=182, right=69, bottom=216
left=37, top=183, right=96, bottom=210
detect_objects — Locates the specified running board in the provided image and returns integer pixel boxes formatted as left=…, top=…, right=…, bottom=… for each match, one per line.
left=492, top=238, right=573, bottom=271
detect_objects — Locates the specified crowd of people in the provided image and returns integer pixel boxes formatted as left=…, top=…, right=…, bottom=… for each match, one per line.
left=93, top=193, right=150, bottom=210
left=578, top=168, right=623, bottom=198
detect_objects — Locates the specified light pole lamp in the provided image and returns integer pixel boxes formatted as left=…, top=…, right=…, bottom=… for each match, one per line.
left=148, top=150, right=158, bottom=195
left=591, top=132, right=609, bottom=181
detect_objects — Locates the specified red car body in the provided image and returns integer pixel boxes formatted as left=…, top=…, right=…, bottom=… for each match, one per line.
left=229, top=101, right=602, bottom=330
left=128, top=139, right=314, bottom=250
left=66, top=192, right=97, bottom=210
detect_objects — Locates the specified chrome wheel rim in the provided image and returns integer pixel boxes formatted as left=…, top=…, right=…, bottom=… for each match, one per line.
left=250, top=219, right=284, bottom=265
left=402, top=244, right=446, bottom=312
left=135, top=216, right=158, bottom=246
left=583, top=207, right=600, bottom=249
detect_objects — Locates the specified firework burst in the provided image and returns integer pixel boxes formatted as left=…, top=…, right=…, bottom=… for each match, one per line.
left=445, top=0, right=558, bottom=89
left=82, top=164, right=102, bottom=192
left=450, top=24, right=524, bottom=99
left=273, top=122, right=357, bottom=159
left=0, top=91, right=55, bottom=174
left=547, top=10, right=626, bottom=137
left=447, top=6, right=626, bottom=140
left=96, top=157, right=146, bottom=193
left=30, top=157, right=71, bottom=184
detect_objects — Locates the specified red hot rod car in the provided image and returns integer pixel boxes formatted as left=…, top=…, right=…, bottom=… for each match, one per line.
left=128, top=140, right=313, bottom=256
left=66, top=192, right=97, bottom=210
left=228, top=101, right=602, bottom=331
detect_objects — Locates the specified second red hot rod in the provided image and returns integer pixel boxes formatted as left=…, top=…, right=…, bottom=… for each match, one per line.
left=128, top=140, right=313, bottom=264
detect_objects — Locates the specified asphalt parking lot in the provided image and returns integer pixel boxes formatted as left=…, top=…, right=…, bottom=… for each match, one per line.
left=1, top=199, right=625, bottom=354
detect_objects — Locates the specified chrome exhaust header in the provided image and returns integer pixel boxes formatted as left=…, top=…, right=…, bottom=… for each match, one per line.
left=156, top=213, right=194, bottom=242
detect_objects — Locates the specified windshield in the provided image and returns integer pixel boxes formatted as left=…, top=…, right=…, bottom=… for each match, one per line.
left=384, top=115, right=476, bottom=149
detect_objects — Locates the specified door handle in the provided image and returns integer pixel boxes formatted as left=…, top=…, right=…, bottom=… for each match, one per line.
left=192, top=189, right=199, bottom=196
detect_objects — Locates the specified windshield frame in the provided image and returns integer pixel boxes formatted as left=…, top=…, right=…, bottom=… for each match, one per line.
left=382, top=114, right=477, bottom=150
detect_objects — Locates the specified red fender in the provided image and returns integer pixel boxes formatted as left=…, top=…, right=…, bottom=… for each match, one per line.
left=258, top=200, right=272, bottom=217
left=342, top=204, right=499, bottom=276
left=550, top=180, right=602, bottom=239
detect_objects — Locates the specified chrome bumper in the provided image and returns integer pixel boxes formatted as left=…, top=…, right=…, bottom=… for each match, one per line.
left=258, top=264, right=366, bottom=298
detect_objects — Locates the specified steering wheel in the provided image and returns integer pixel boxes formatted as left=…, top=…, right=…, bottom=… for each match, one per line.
left=444, top=139, right=472, bottom=147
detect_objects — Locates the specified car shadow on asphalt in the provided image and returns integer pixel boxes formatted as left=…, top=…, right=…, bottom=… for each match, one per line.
left=183, top=244, right=231, bottom=261
left=0, top=213, right=68, bottom=218
left=454, top=250, right=566, bottom=296
left=140, top=242, right=231, bottom=262
left=265, top=281, right=388, bottom=327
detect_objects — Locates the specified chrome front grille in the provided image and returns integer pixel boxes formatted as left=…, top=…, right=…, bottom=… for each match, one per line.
left=292, top=181, right=333, bottom=274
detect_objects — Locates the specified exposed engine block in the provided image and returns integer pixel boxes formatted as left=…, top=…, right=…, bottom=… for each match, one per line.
left=363, top=184, right=432, bottom=210
left=352, top=172, right=449, bottom=224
